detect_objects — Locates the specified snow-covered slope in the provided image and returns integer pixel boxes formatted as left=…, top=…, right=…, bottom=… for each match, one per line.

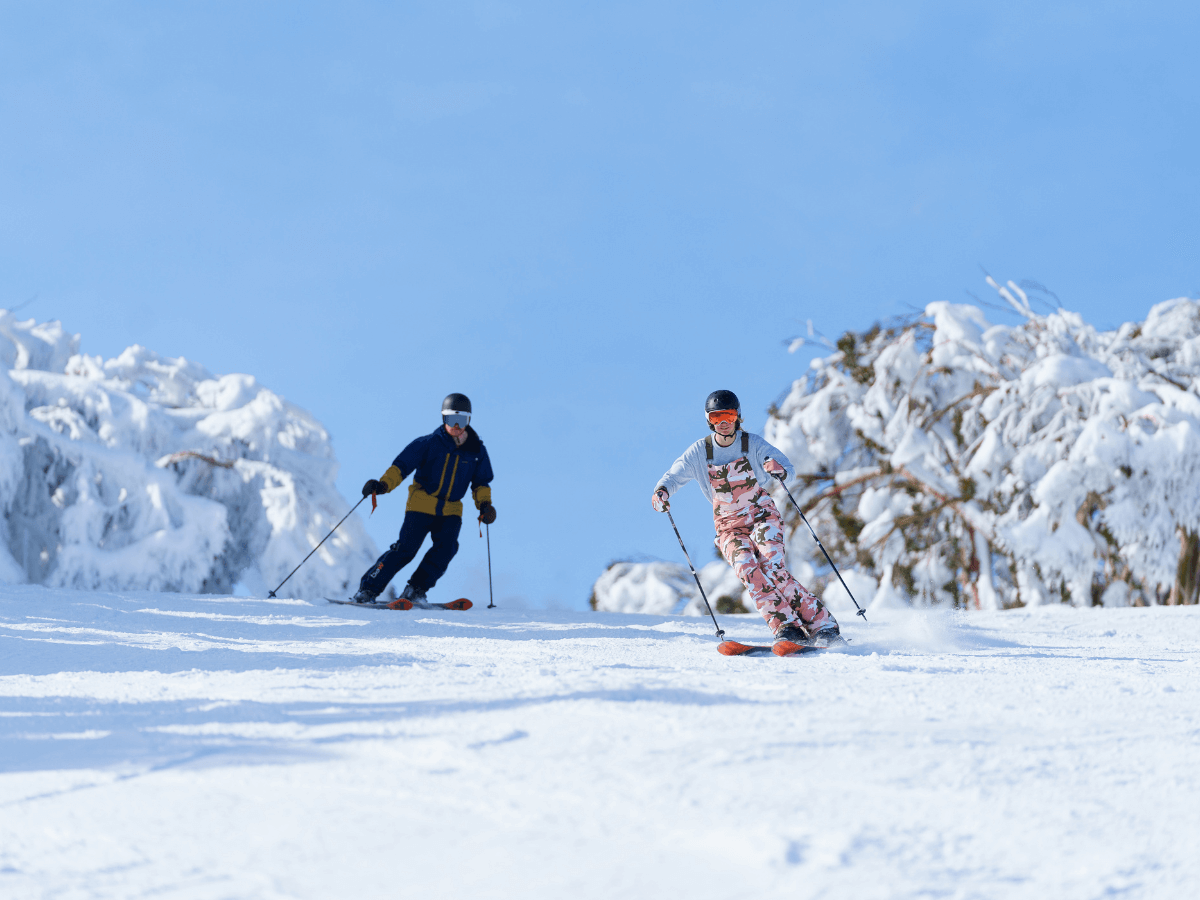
left=2, top=584, right=1197, bottom=899
left=0, top=311, right=376, bottom=599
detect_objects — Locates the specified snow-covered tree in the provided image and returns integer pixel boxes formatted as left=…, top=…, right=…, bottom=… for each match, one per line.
left=594, top=279, right=1200, bottom=615
left=768, top=279, right=1200, bottom=609
left=0, top=311, right=377, bottom=598
left=590, top=558, right=756, bottom=616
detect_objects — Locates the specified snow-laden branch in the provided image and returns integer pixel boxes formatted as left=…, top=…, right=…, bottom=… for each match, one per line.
left=766, top=280, right=1200, bottom=609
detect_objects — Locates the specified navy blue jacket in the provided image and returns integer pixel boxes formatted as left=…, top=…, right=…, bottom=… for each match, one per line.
left=379, top=426, right=493, bottom=518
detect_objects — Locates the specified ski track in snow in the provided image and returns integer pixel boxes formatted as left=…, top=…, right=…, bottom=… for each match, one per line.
left=1, top=585, right=1198, bottom=899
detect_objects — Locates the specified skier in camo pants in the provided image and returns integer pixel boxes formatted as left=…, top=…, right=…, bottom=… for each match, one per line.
left=651, top=390, right=840, bottom=647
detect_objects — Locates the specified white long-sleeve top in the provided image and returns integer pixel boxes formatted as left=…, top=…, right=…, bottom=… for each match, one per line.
left=655, top=430, right=795, bottom=504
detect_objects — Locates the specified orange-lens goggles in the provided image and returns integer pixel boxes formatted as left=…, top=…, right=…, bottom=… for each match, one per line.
left=707, top=409, right=739, bottom=425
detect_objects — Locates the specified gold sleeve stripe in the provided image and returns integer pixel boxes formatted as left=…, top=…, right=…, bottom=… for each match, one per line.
left=473, top=485, right=492, bottom=508
left=381, top=466, right=403, bottom=492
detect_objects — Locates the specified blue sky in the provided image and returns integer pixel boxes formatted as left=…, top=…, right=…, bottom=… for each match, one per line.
left=2, top=1, right=1197, bottom=607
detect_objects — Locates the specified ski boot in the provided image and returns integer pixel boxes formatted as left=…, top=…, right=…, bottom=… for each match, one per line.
left=772, top=623, right=811, bottom=656
left=808, top=623, right=844, bottom=648
left=351, top=589, right=378, bottom=604
left=399, top=582, right=432, bottom=609
left=774, top=623, right=810, bottom=643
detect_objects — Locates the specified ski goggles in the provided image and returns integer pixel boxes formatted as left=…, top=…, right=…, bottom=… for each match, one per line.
left=706, top=409, right=739, bottom=425
left=442, top=413, right=471, bottom=429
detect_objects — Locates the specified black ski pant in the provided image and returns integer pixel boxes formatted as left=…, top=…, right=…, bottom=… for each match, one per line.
left=359, top=511, right=462, bottom=596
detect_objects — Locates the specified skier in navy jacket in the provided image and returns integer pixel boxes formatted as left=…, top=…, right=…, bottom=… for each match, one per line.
left=352, top=393, right=495, bottom=607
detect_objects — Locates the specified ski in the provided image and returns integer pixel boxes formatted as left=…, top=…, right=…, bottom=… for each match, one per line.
left=422, top=598, right=472, bottom=611
left=718, top=635, right=846, bottom=657
left=326, top=598, right=473, bottom=611
left=718, top=640, right=821, bottom=657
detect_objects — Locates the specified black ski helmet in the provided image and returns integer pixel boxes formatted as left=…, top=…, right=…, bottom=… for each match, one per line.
left=442, top=393, right=472, bottom=415
left=704, top=390, right=740, bottom=415
left=704, top=390, right=742, bottom=432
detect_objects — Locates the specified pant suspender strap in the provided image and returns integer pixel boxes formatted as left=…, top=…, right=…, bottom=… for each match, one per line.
left=707, top=432, right=749, bottom=459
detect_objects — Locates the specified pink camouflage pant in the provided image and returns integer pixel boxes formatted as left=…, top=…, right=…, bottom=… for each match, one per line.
left=709, top=456, right=833, bottom=636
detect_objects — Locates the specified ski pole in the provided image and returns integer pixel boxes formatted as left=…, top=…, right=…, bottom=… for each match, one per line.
left=485, top=522, right=495, bottom=609
left=773, top=474, right=868, bottom=622
left=664, top=506, right=725, bottom=641
left=268, top=495, right=368, bottom=598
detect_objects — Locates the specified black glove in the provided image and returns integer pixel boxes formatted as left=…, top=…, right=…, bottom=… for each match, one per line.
left=362, top=479, right=387, bottom=497
left=478, top=502, right=497, bottom=525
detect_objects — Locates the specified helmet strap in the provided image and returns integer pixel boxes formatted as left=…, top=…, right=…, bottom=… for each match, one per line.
left=709, top=418, right=742, bottom=440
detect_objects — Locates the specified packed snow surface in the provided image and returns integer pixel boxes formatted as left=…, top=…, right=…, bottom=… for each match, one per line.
left=2, top=586, right=1197, bottom=899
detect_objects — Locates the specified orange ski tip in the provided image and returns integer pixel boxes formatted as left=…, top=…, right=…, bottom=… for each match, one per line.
left=718, top=641, right=755, bottom=656
left=446, top=598, right=473, bottom=610
left=387, top=598, right=413, bottom=610
left=772, top=640, right=804, bottom=656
